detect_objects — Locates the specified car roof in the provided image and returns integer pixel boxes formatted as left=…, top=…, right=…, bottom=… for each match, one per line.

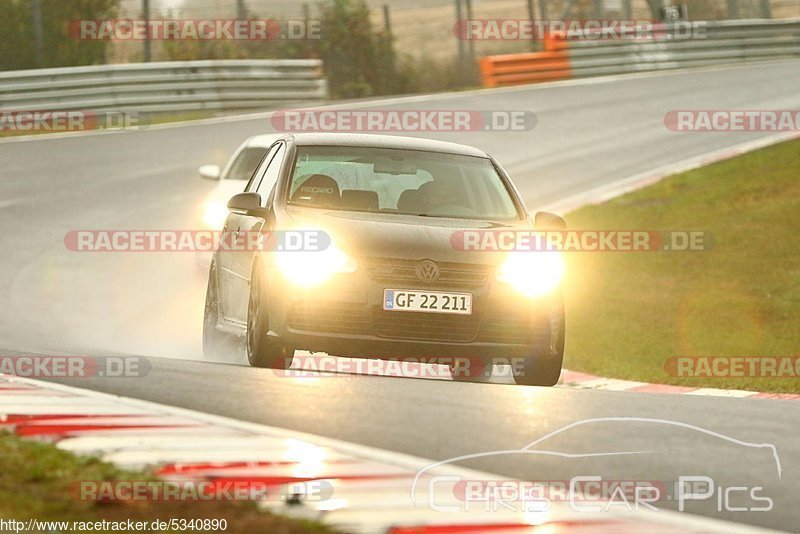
left=245, top=134, right=283, bottom=148
left=276, top=133, right=489, bottom=158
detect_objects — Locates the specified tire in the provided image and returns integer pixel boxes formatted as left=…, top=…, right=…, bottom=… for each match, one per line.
left=513, top=310, right=565, bottom=387
left=246, top=263, right=294, bottom=369
left=449, top=356, right=492, bottom=383
left=202, top=262, right=239, bottom=361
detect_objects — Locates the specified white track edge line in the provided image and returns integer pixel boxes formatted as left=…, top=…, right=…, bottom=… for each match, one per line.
left=540, top=130, right=800, bottom=214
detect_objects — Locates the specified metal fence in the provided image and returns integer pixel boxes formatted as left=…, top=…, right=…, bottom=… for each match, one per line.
left=0, top=59, right=328, bottom=114
left=480, top=18, right=800, bottom=87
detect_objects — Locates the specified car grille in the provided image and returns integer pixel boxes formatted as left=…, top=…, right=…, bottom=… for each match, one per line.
left=287, top=300, right=544, bottom=347
left=287, top=301, right=370, bottom=335
left=363, top=257, right=491, bottom=289
left=372, top=308, right=479, bottom=342
left=478, top=317, right=534, bottom=345
left=479, top=308, right=552, bottom=345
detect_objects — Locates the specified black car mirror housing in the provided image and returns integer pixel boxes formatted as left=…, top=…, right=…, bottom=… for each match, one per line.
left=228, top=192, right=264, bottom=213
left=534, top=211, right=567, bottom=229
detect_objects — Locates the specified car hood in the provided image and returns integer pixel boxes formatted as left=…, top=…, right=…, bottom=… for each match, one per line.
left=282, top=206, right=529, bottom=265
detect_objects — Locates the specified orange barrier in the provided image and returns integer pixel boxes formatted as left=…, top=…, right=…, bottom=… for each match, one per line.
left=479, top=37, right=571, bottom=88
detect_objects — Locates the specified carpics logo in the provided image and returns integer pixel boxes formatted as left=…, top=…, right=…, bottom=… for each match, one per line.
left=441, top=477, right=771, bottom=513
left=0, top=111, right=148, bottom=132
left=413, top=418, right=780, bottom=515
left=271, top=109, right=537, bottom=133
left=69, top=19, right=320, bottom=40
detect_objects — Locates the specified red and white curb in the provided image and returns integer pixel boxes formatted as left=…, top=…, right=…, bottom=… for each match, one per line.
left=0, top=374, right=775, bottom=533
left=283, top=353, right=800, bottom=400
left=557, top=370, right=800, bottom=400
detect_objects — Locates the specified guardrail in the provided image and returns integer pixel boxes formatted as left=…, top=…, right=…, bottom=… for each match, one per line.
left=0, top=59, right=327, bottom=114
left=479, top=18, right=800, bottom=88
left=479, top=36, right=571, bottom=87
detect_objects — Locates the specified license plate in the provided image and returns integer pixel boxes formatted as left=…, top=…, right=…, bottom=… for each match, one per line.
left=383, top=289, right=472, bottom=315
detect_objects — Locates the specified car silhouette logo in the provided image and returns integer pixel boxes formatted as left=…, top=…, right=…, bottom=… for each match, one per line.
left=416, top=260, right=440, bottom=282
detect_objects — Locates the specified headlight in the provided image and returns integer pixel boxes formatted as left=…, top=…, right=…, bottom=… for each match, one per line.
left=275, top=244, right=356, bottom=288
left=203, top=201, right=229, bottom=229
left=496, top=252, right=565, bottom=297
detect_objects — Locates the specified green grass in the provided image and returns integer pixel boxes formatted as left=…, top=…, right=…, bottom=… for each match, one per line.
left=563, top=139, right=800, bottom=393
left=0, top=431, right=337, bottom=533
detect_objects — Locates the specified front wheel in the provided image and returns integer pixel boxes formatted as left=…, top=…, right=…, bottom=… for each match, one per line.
left=513, top=311, right=565, bottom=387
left=246, top=264, right=294, bottom=369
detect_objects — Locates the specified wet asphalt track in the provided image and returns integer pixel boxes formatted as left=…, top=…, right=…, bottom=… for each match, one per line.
left=1, top=60, right=799, bottom=531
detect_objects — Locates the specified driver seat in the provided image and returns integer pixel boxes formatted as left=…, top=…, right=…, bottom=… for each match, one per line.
left=291, top=174, right=341, bottom=207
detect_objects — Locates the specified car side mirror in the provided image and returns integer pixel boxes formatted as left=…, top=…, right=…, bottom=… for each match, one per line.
left=534, top=211, right=567, bottom=229
left=227, top=192, right=263, bottom=213
left=199, top=164, right=221, bottom=180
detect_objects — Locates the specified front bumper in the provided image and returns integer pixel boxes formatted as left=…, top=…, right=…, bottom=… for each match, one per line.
left=264, top=260, right=562, bottom=361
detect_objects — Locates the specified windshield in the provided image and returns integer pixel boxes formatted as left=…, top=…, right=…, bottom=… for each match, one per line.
left=287, top=146, right=520, bottom=220
left=225, top=146, right=268, bottom=181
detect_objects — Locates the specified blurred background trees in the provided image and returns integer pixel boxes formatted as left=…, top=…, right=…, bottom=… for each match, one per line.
left=2, top=0, right=796, bottom=96
left=0, top=0, right=120, bottom=70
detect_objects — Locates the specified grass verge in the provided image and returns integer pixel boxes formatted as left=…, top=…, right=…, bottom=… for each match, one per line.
left=0, top=431, right=336, bottom=533
left=563, top=139, right=800, bottom=393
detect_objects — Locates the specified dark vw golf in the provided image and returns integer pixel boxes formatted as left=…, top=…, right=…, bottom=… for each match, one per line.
left=203, top=133, right=566, bottom=386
